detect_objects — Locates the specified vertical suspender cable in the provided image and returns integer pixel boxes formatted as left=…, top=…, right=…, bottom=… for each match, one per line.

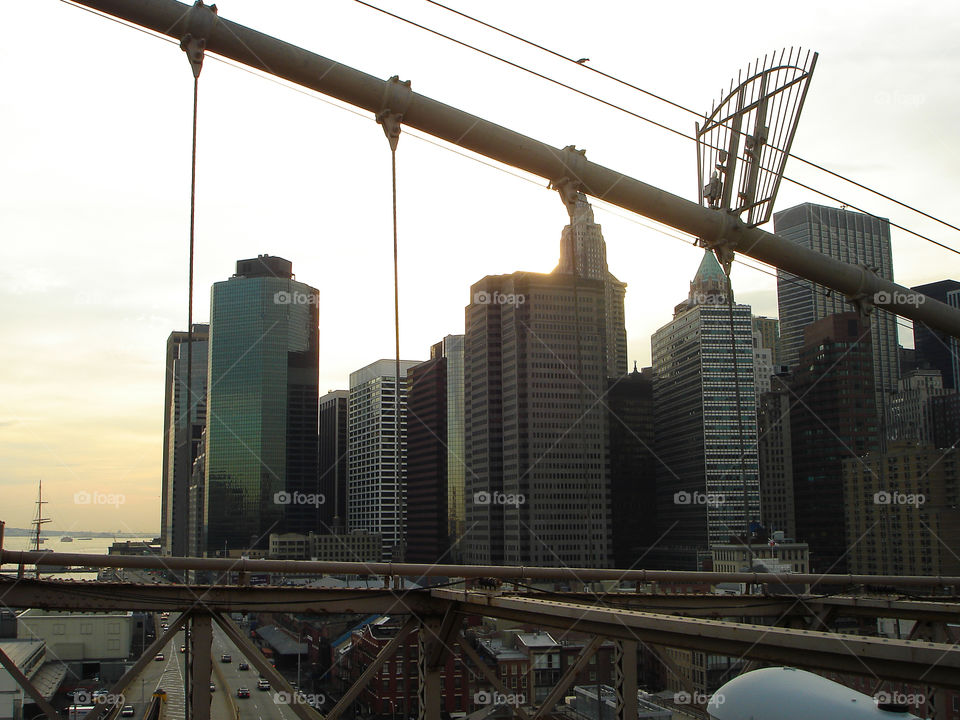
left=391, top=147, right=402, bottom=563
left=187, top=74, right=198, bottom=520
left=379, top=91, right=407, bottom=563
left=725, top=272, right=752, bottom=571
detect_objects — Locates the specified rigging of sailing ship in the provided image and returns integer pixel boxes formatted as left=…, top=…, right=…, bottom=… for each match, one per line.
left=32, top=480, right=52, bottom=578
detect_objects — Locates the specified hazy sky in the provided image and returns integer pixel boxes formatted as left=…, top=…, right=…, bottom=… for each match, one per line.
left=2, top=0, right=958, bottom=532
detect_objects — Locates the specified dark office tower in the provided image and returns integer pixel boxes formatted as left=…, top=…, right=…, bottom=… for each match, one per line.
left=775, top=203, right=899, bottom=418
left=464, top=196, right=626, bottom=567
left=950, top=289, right=960, bottom=389
left=161, top=324, right=209, bottom=557
left=757, top=373, right=795, bottom=540
left=406, top=357, right=448, bottom=564
left=204, top=255, right=319, bottom=555
left=912, top=280, right=960, bottom=390
left=651, top=250, right=759, bottom=557
left=607, top=365, right=656, bottom=569
left=929, top=393, right=960, bottom=450
left=790, top=312, right=879, bottom=574
left=319, top=390, right=349, bottom=530
left=405, top=336, right=465, bottom=564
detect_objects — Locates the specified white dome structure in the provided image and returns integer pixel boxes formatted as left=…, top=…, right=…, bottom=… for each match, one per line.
left=707, top=667, right=924, bottom=720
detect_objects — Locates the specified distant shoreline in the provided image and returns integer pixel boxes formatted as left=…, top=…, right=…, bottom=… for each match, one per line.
left=2, top=527, right=158, bottom=538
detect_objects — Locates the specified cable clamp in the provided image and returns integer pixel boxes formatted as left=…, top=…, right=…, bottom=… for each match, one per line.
left=377, top=76, right=412, bottom=151
left=180, top=1, right=219, bottom=79
left=845, top=264, right=879, bottom=318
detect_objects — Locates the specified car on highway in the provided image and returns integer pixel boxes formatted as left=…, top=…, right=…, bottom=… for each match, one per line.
left=180, top=645, right=186, bottom=653
left=154, top=653, right=164, bottom=661
left=209, top=683, right=216, bottom=692
left=238, top=662, right=249, bottom=671
left=236, top=688, right=250, bottom=698
left=120, top=706, right=135, bottom=717
left=220, top=654, right=232, bottom=663
left=257, top=679, right=270, bottom=691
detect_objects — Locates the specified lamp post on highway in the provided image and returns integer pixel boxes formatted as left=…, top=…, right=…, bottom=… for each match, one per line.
left=297, top=630, right=302, bottom=690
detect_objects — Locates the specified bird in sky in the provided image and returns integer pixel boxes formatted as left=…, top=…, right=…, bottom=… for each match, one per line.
left=576, top=57, right=589, bottom=64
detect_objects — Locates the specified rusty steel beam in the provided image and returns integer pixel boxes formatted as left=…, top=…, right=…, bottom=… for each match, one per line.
left=213, top=613, right=320, bottom=720
left=433, top=590, right=960, bottom=689
left=532, top=635, right=604, bottom=720
left=0, top=644, right=59, bottom=720
left=83, top=611, right=191, bottom=720
left=0, top=576, right=436, bottom=614
left=325, top=616, right=418, bottom=720
left=457, top=635, right=533, bottom=720
left=51, top=0, right=960, bottom=338
left=504, top=593, right=960, bottom=622
left=4, top=549, right=959, bottom=589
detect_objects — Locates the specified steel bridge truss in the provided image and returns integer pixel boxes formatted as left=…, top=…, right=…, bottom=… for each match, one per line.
left=1, top=549, right=959, bottom=720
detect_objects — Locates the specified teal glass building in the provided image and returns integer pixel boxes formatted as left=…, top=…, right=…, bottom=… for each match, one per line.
left=203, top=255, right=319, bottom=554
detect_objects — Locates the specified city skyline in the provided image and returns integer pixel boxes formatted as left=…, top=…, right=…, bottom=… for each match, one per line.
left=3, top=1, right=960, bottom=530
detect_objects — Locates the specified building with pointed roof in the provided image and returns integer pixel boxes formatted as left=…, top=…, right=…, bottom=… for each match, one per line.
left=464, top=194, right=626, bottom=567
left=649, top=250, right=760, bottom=563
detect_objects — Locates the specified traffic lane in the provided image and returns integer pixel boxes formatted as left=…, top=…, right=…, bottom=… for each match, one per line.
left=209, top=623, right=297, bottom=720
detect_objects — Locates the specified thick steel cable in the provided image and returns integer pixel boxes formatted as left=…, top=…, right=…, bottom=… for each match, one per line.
left=358, top=0, right=960, bottom=256
left=420, top=0, right=960, bottom=238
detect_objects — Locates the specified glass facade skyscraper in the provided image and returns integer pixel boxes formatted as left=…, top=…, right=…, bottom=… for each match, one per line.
left=162, top=324, right=208, bottom=557
left=651, top=251, right=760, bottom=553
left=774, top=203, right=899, bottom=418
left=203, top=255, right=319, bottom=555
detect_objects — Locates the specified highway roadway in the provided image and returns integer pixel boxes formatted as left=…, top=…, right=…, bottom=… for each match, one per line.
left=209, top=621, right=299, bottom=720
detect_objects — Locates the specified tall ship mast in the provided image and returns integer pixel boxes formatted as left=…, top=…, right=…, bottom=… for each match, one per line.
left=32, top=480, right=51, bottom=577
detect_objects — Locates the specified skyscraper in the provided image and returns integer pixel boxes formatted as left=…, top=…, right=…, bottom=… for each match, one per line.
left=751, top=316, right=781, bottom=365
left=348, top=358, right=422, bottom=561
left=757, top=373, right=795, bottom=540
left=556, top=194, right=627, bottom=378
left=319, top=390, right=349, bottom=530
left=774, top=203, right=899, bottom=417
left=463, top=194, right=626, bottom=567
left=405, top=336, right=466, bottom=564
left=406, top=356, right=448, bottom=564
left=607, top=365, right=657, bottom=569
left=651, top=250, right=760, bottom=555
left=844, top=443, right=960, bottom=577
left=204, top=255, right=319, bottom=554
left=790, top=312, right=879, bottom=573
left=161, top=324, right=208, bottom=557
left=911, top=280, right=960, bottom=390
